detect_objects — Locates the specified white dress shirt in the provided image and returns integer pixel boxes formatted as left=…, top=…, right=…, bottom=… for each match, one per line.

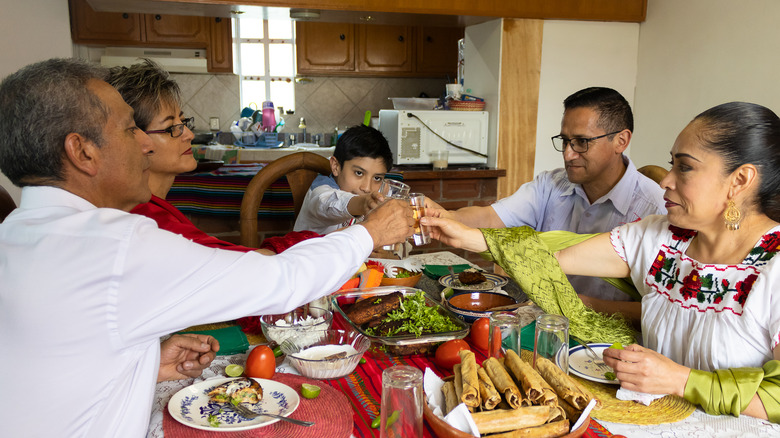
left=491, top=156, right=666, bottom=300
left=0, top=186, right=372, bottom=438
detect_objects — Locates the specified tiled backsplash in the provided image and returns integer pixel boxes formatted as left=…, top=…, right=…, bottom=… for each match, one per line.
left=171, top=73, right=447, bottom=138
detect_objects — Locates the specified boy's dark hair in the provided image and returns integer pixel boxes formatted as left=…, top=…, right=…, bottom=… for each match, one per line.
left=333, top=125, right=393, bottom=171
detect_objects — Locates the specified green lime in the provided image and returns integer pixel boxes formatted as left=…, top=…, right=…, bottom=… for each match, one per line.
left=609, top=342, right=624, bottom=350
left=301, top=383, right=321, bottom=399
left=225, top=364, right=244, bottom=377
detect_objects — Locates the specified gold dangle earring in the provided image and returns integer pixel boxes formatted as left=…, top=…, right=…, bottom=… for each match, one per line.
left=723, top=199, right=742, bottom=231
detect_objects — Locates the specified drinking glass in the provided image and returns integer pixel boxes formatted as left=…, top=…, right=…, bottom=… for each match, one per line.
left=408, top=193, right=430, bottom=246
left=533, top=314, right=569, bottom=374
left=379, top=178, right=411, bottom=200
left=488, top=311, right=521, bottom=359
left=429, top=150, right=449, bottom=170
left=379, top=179, right=411, bottom=250
left=380, top=366, right=423, bottom=438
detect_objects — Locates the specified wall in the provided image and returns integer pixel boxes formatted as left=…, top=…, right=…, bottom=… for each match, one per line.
left=632, top=0, right=780, bottom=167
left=534, top=20, right=640, bottom=175
left=0, top=0, right=73, bottom=204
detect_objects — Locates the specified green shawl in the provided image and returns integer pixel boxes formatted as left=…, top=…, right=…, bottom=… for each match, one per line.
left=480, top=226, right=637, bottom=345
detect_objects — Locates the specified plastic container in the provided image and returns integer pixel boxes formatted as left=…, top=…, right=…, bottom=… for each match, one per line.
left=261, top=101, right=276, bottom=132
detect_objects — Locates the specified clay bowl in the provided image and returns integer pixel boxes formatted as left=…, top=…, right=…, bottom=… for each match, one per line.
left=379, top=271, right=422, bottom=288
left=446, top=291, right=518, bottom=323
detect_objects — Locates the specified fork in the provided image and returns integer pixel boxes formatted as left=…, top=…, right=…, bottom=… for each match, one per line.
left=570, top=336, right=612, bottom=374
left=228, top=403, right=315, bottom=427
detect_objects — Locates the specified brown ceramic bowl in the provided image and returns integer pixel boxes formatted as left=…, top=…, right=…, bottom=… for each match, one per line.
left=379, top=269, right=422, bottom=288
left=446, top=292, right=518, bottom=323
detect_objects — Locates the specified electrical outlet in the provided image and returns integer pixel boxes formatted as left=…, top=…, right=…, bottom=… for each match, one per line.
left=209, top=117, right=220, bottom=130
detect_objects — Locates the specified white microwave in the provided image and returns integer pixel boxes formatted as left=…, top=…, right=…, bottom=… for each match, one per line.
left=378, top=110, right=489, bottom=165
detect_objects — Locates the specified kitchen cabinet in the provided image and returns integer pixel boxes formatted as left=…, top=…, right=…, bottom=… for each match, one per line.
left=68, top=0, right=232, bottom=73
left=296, top=22, right=461, bottom=78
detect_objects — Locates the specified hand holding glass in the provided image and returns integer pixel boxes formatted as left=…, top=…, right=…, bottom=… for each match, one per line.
left=408, top=193, right=430, bottom=246
left=379, top=179, right=411, bottom=251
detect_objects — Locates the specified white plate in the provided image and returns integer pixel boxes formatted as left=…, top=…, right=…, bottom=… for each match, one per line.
left=167, top=377, right=300, bottom=431
left=438, top=272, right=509, bottom=291
left=564, top=343, right=619, bottom=385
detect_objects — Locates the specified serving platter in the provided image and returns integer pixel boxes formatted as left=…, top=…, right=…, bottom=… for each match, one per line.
left=438, top=272, right=509, bottom=291
left=564, top=343, right=620, bottom=385
left=168, top=377, right=300, bottom=431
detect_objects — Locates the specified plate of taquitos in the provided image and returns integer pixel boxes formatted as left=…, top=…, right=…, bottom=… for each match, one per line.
left=424, top=349, right=595, bottom=438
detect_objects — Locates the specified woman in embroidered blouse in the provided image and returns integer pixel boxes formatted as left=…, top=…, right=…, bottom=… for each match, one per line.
left=422, top=101, right=780, bottom=422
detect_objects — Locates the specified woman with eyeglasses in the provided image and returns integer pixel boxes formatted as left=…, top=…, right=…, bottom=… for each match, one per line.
left=422, top=101, right=780, bottom=422
left=107, top=60, right=319, bottom=255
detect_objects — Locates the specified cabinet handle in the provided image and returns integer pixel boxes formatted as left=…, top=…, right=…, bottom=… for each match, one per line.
left=339, top=34, right=345, bottom=40
left=215, top=17, right=222, bottom=23
left=398, top=35, right=404, bottom=42
left=122, top=13, right=129, bottom=19
left=426, top=36, right=433, bottom=43
left=155, top=14, right=162, bottom=21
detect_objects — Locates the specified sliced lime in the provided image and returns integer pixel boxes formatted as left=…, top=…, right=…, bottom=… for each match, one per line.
left=609, top=342, right=624, bottom=350
left=225, top=364, right=244, bottom=377
left=301, top=383, right=321, bottom=399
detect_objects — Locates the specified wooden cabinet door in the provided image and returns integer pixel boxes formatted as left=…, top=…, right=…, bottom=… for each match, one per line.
left=69, top=0, right=143, bottom=44
left=208, top=17, right=233, bottom=73
left=297, top=22, right=355, bottom=73
left=144, top=14, right=209, bottom=45
left=416, top=26, right=464, bottom=78
left=357, top=24, right=413, bottom=73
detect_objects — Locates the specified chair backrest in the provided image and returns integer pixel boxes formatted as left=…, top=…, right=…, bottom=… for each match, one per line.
left=637, top=165, right=668, bottom=185
left=0, top=184, right=17, bottom=223
left=240, top=152, right=331, bottom=247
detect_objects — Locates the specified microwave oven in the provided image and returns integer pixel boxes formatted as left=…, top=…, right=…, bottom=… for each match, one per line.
left=378, top=110, right=489, bottom=165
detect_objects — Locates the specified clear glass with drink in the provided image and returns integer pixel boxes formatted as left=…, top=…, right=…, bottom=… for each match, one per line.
left=380, top=366, right=423, bottom=438
left=379, top=179, right=411, bottom=250
left=408, top=193, right=430, bottom=246
left=533, top=314, right=569, bottom=374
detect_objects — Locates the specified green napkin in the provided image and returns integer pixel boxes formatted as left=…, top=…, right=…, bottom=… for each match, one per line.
left=423, top=264, right=472, bottom=279
left=179, top=326, right=249, bottom=356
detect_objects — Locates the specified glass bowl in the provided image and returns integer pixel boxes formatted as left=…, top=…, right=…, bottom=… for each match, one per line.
left=259, top=306, right=332, bottom=347
left=280, top=330, right=370, bottom=379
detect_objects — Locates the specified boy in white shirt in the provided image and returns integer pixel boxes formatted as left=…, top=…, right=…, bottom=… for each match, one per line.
left=294, top=125, right=394, bottom=234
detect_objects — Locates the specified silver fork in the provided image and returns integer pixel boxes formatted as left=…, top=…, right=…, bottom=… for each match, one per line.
left=571, top=336, right=612, bottom=374
left=228, top=403, right=315, bottom=427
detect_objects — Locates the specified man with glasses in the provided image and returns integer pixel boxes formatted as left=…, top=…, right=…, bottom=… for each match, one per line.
left=430, top=87, right=665, bottom=308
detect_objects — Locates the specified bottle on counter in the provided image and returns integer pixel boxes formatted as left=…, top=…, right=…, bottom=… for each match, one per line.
left=330, top=126, right=338, bottom=146
left=261, top=101, right=276, bottom=132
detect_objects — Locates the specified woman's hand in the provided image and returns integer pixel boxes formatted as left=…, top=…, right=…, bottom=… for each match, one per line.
left=602, top=344, right=690, bottom=397
left=420, top=216, right=488, bottom=253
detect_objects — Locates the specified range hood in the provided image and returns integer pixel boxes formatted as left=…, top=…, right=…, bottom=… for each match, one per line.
left=100, top=47, right=208, bottom=74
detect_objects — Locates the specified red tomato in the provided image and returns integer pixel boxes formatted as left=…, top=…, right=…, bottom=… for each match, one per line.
left=245, top=345, right=276, bottom=379
left=435, top=339, right=471, bottom=369
left=470, top=317, right=491, bottom=351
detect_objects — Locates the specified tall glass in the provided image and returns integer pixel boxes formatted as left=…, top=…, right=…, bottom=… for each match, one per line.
left=379, top=179, right=411, bottom=250
left=380, top=366, right=423, bottom=438
left=533, top=314, right=569, bottom=374
left=408, top=193, right=430, bottom=246
left=488, top=311, right=520, bottom=359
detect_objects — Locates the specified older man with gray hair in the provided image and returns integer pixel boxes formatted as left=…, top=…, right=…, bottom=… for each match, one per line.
left=0, top=58, right=413, bottom=437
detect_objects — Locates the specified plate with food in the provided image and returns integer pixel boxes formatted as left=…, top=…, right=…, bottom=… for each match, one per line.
left=332, top=286, right=469, bottom=356
left=439, top=269, right=509, bottom=291
left=168, top=377, right=300, bottom=431
left=564, top=343, right=619, bottom=385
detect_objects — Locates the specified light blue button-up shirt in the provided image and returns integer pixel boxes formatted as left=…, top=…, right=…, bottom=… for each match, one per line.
left=492, top=156, right=666, bottom=300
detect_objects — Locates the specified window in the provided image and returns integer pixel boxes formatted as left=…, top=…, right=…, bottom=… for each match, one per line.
left=234, top=16, right=295, bottom=117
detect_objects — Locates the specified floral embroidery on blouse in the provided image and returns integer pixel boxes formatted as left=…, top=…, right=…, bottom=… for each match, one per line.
left=645, top=227, right=780, bottom=315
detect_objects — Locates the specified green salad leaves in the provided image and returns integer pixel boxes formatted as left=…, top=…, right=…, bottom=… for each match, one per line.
left=367, top=291, right=460, bottom=337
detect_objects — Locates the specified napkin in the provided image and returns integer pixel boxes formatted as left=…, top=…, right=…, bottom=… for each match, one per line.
left=423, top=368, right=480, bottom=437
left=616, top=387, right=667, bottom=406
left=178, top=326, right=249, bottom=356
left=423, top=264, right=472, bottom=280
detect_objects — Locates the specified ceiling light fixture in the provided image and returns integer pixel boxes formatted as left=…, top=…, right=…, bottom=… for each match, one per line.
left=290, top=9, right=321, bottom=20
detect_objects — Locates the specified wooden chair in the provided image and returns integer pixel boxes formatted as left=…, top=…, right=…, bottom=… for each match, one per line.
left=0, top=184, right=16, bottom=223
left=240, top=152, right=332, bottom=247
left=637, top=164, right=669, bottom=185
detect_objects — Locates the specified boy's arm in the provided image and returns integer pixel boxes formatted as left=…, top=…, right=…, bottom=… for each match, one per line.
left=347, top=192, right=383, bottom=217
left=303, top=185, right=356, bottom=224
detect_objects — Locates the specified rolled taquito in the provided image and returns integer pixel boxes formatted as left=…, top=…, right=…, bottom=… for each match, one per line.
left=534, top=356, right=589, bottom=410
left=470, top=406, right=550, bottom=434
left=442, top=380, right=459, bottom=415
left=483, top=357, right=526, bottom=408
left=458, top=350, right=481, bottom=408
left=477, top=367, right=502, bottom=410
left=488, top=419, right=570, bottom=438
left=505, top=349, right=558, bottom=406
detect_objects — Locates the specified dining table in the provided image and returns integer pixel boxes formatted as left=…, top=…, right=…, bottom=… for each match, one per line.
left=147, top=251, right=780, bottom=438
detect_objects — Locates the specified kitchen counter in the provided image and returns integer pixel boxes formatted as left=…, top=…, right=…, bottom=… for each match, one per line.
left=192, top=144, right=334, bottom=164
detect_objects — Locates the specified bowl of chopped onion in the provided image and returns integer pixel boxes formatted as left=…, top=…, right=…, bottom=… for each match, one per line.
left=259, top=306, right=332, bottom=347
